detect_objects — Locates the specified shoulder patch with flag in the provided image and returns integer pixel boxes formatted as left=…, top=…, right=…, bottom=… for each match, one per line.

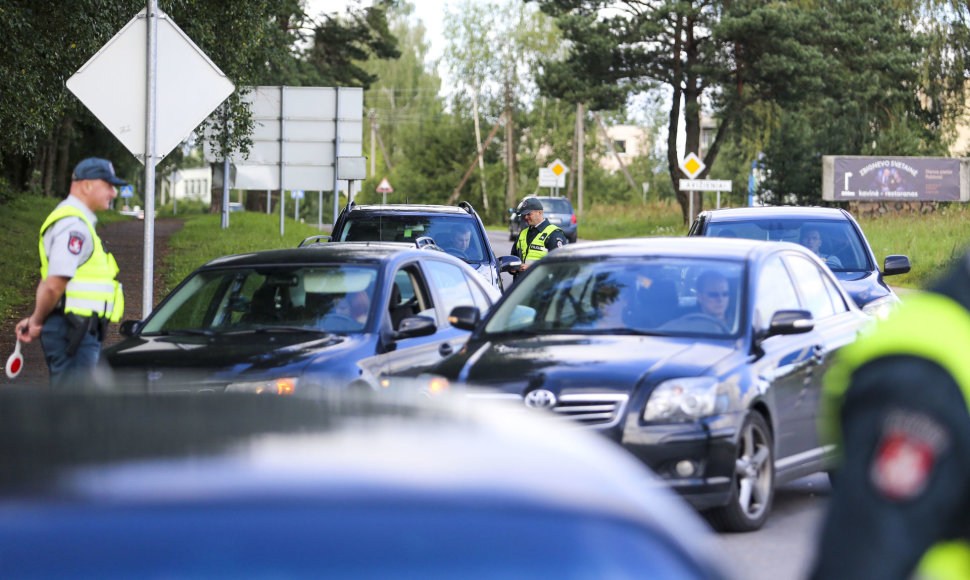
left=67, top=231, right=85, bottom=255
left=869, top=410, right=949, bottom=501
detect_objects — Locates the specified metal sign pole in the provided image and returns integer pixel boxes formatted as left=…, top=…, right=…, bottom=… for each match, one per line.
left=279, top=86, right=286, bottom=236
left=332, top=88, right=342, bottom=223
left=142, top=0, right=158, bottom=317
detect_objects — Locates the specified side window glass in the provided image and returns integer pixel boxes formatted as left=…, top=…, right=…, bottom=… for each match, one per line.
left=755, top=256, right=801, bottom=328
left=785, top=255, right=836, bottom=319
left=465, top=273, right=492, bottom=312
left=822, top=272, right=849, bottom=313
left=388, top=266, right=427, bottom=330
left=425, top=260, right=477, bottom=319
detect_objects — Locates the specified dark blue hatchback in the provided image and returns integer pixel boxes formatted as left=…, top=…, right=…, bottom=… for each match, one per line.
left=688, top=206, right=910, bottom=319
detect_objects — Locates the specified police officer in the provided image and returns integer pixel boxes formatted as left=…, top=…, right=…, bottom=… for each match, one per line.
left=810, top=253, right=970, bottom=580
left=15, top=157, right=126, bottom=391
left=510, top=197, right=568, bottom=277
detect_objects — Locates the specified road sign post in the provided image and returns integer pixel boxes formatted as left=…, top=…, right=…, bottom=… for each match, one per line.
left=376, top=177, right=393, bottom=205
left=66, top=4, right=234, bottom=317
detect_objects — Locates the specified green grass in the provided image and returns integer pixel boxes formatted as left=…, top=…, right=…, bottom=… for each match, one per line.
left=578, top=200, right=689, bottom=240
left=163, top=212, right=325, bottom=289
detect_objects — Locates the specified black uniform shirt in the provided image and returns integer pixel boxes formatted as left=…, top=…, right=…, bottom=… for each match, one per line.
left=810, top=260, right=970, bottom=580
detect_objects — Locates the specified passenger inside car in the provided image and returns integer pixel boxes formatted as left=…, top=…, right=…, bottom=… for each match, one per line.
left=799, top=226, right=843, bottom=269
left=660, top=270, right=737, bottom=334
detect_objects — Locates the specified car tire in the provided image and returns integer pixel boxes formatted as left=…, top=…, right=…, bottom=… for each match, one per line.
left=568, top=234, right=577, bottom=244
left=706, top=412, right=774, bottom=532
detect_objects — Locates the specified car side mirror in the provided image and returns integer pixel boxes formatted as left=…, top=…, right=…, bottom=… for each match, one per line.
left=883, top=255, right=911, bottom=276
left=448, top=306, right=480, bottom=331
left=394, top=315, right=437, bottom=340
left=499, top=255, right=523, bottom=274
left=119, top=319, right=142, bottom=338
left=766, top=310, right=814, bottom=337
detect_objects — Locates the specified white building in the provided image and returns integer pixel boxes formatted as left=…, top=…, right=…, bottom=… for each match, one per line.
left=160, top=167, right=212, bottom=205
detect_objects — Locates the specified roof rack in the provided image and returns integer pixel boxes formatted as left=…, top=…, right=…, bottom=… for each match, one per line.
left=297, top=234, right=331, bottom=247
left=458, top=201, right=477, bottom=216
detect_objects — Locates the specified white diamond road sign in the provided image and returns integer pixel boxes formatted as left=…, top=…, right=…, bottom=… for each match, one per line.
left=66, top=8, right=234, bottom=164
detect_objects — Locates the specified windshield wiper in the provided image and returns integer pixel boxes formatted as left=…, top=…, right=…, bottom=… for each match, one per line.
left=152, top=329, right=216, bottom=337
left=220, top=326, right=334, bottom=335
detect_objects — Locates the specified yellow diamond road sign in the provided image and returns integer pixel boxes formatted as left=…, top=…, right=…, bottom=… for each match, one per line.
left=680, top=153, right=705, bottom=179
left=549, top=158, right=569, bottom=176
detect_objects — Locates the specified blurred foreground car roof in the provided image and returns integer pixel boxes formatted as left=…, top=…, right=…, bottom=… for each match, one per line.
left=0, top=390, right=733, bottom=579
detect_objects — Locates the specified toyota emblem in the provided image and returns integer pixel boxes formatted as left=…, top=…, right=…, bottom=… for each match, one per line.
left=524, top=389, right=557, bottom=409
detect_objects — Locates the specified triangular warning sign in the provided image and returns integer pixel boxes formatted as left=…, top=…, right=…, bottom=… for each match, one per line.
left=377, top=178, right=393, bottom=193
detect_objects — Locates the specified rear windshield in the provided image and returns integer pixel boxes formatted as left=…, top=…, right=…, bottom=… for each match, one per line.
left=539, top=198, right=573, bottom=214
left=705, top=219, right=872, bottom=272
left=338, top=214, right=488, bottom=263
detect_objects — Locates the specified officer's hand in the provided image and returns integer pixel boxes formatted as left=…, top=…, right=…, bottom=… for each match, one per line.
left=15, top=318, right=41, bottom=343
left=518, top=262, right=531, bottom=272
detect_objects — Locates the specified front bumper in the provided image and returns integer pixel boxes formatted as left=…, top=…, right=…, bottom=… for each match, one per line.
left=609, top=414, right=742, bottom=511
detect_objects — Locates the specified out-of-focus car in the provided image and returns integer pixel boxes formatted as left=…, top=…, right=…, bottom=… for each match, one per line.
left=328, top=201, right=519, bottom=292
left=0, top=391, right=734, bottom=579
left=688, top=206, right=910, bottom=319
left=509, top=195, right=578, bottom=243
left=428, top=237, right=870, bottom=532
left=104, top=241, right=500, bottom=394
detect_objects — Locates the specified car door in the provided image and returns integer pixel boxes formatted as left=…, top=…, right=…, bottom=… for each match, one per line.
left=782, top=253, right=863, bottom=459
left=752, top=254, right=819, bottom=464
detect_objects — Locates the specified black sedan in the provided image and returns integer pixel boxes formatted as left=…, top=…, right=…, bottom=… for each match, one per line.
left=104, top=242, right=501, bottom=394
left=688, top=206, right=910, bottom=319
left=429, top=237, right=870, bottom=531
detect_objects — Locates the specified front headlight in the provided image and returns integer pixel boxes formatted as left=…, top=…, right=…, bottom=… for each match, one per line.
left=862, top=294, right=900, bottom=320
left=643, top=377, right=730, bottom=422
left=225, top=377, right=298, bottom=395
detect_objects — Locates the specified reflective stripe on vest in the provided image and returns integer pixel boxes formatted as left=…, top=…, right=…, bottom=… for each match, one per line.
left=516, top=223, right=561, bottom=263
left=39, top=205, right=124, bottom=322
left=819, top=292, right=970, bottom=580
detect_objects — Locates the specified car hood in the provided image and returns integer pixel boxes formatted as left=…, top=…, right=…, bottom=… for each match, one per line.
left=104, top=332, right=365, bottom=387
left=832, top=270, right=892, bottom=307
left=445, top=334, right=736, bottom=395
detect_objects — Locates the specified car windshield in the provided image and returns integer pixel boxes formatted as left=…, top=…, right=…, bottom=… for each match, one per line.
left=339, top=214, right=487, bottom=263
left=485, top=258, right=745, bottom=338
left=140, top=265, right=380, bottom=335
left=706, top=218, right=871, bottom=271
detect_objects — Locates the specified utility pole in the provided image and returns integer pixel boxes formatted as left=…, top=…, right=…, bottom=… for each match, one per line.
left=369, top=109, right=376, bottom=176
left=577, top=102, right=584, bottom=218
left=471, top=86, right=488, bottom=212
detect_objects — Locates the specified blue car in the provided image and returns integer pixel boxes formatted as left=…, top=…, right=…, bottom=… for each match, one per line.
left=688, top=206, right=910, bottom=319
left=104, top=241, right=501, bottom=394
left=0, top=391, right=734, bottom=579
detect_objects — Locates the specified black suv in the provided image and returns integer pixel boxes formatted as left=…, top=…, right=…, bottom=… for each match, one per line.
left=330, top=201, right=519, bottom=292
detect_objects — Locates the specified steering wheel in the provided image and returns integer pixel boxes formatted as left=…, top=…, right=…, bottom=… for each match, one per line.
left=318, top=314, right=361, bottom=331
left=443, top=247, right=470, bottom=261
left=676, top=312, right=730, bottom=334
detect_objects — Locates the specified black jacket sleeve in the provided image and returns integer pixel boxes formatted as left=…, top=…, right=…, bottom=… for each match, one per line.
left=809, top=355, right=970, bottom=580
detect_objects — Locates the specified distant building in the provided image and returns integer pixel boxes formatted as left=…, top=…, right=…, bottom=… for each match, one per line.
left=599, top=125, right=650, bottom=171
left=160, top=167, right=212, bottom=205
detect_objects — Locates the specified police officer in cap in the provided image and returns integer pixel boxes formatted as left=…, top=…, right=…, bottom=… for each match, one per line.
left=15, top=157, right=126, bottom=391
left=810, top=251, right=970, bottom=580
left=510, top=197, right=568, bottom=277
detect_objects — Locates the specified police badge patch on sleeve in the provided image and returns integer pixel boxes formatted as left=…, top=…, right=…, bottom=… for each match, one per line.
left=870, top=410, right=949, bottom=501
left=67, top=231, right=85, bottom=255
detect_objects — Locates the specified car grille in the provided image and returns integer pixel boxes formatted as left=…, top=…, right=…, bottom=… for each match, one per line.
left=553, top=394, right=628, bottom=428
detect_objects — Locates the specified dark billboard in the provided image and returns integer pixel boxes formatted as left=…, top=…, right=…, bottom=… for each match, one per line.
left=822, top=156, right=967, bottom=202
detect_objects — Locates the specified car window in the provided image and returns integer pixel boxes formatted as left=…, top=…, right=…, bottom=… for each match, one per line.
left=783, top=255, right=836, bottom=320
left=539, top=198, right=573, bottom=214
left=754, top=256, right=801, bottom=328
left=821, top=270, right=850, bottom=313
left=484, top=257, right=744, bottom=337
left=424, top=260, right=479, bottom=319
left=338, top=214, right=488, bottom=263
left=388, top=266, right=434, bottom=329
left=141, top=266, right=380, bottom=334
